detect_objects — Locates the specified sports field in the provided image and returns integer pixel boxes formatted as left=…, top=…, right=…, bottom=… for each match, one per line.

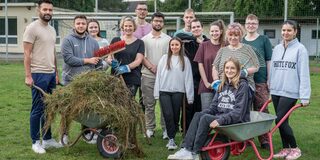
left=0, top=61, right=319, bottom=160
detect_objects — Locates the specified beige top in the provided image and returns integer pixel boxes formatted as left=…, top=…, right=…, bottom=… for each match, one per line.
left=141, top=32, right=171, bottom=78
left=23, top=20, right=56, bottom=73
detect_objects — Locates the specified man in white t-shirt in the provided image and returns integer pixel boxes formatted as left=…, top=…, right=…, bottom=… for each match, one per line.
left=141, top=12, right=171, bottom=139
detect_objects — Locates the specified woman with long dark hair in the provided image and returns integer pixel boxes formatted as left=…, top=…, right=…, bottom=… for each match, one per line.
left=270, top=20, right=311, bottom=160
left=87, top=19, right=109, bottom=48
left=154, top=37, right=194, bottom=150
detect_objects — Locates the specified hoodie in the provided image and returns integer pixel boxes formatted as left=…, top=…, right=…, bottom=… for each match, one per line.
left=202, top=78, right=251, bottom=125
left=61, top=29, right=99, bottom=85
left=175, top=33, right=209, bottom=88
left=269, top=38, right=311, bottom=103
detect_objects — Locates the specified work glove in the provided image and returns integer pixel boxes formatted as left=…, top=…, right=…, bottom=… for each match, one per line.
left=211, top=80, right=221, bottom=91
left=111, top=59, right=120, bottom=69
left=240, top=68, right=248, bottom=78
left=115, top=65, right=131, bottom=75
left=95, top=59, right=109, bottom=70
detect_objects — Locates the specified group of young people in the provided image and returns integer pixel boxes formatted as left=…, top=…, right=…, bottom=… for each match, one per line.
left=166, top=10, right=311, bottom=160
left=23, top=1, right=311, bottom=160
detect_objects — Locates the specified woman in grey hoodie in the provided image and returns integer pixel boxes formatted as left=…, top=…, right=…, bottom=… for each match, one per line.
left=270, top=20, right=311, bottom=160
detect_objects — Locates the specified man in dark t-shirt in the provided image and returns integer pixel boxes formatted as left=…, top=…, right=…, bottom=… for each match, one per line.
left=243, top=14, right=273, bottom=150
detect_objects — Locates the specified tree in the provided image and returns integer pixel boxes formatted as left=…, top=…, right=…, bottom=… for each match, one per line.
left=53, top=0, right=128, bottom=12
left=289, top=0, right=320, bottom=16
left=147, top=0, right=189, bottom=12
left=202, top=0, right=235, bottom=12
left=98, top=0, right=128, bottom=12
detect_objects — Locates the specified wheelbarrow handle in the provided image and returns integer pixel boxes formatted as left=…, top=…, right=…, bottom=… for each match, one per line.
left=259, top=99, right=272, bottom=112
left=270, top=103, right=302, bottom=134
left=32, top=84, right=48, bottom=96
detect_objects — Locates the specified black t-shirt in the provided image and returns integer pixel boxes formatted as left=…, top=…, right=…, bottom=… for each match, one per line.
left=111, top=37, right=145, bottom=85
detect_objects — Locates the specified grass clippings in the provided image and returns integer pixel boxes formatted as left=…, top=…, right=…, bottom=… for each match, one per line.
left=43, top=71, right=145, bottom=158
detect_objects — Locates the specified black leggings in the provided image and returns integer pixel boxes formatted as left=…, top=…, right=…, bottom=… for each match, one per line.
left=159, top=91, right=184, bottom=139
left=272, top=95, right=297, bottom=148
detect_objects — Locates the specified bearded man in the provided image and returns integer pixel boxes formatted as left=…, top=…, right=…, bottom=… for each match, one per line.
left=141, top=12, right=171, bottom=139
left=23, top=0, right=62, bottom=154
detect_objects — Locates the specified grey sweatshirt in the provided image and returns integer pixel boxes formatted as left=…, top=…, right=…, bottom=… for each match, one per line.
left=61, top=29, right=99, bottom=85
left=154, top=54, right=194, bottom=103
left=269, top=38, right=311, bottom=103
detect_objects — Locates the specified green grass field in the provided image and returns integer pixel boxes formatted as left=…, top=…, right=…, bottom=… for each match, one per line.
left=0, top=61, right=319, bottom=160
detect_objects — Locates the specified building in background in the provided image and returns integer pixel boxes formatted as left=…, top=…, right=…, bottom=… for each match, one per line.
left=0, top=2, right=319, bottom=57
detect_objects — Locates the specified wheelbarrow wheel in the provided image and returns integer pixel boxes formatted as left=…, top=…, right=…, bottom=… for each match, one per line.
left=201, top=134, right=230, bottom=160
left=97, top=128, right=122, bottom=158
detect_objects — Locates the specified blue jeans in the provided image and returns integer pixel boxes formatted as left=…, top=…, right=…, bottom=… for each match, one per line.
left=31, top=73, right=56, bottom=144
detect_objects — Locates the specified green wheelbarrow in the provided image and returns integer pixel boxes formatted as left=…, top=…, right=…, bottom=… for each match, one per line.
left=63, top=111, right=123, bottom=159
left=33, top=84, right=123, bottom=159
left=201, top=99, right=303, bottom=160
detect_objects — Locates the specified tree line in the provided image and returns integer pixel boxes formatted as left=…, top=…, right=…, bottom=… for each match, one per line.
left=2, top=0, right=319, bottom=17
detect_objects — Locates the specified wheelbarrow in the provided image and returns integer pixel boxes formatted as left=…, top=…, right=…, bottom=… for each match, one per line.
left=200, top=99, right=303, bottom=160
left=33, top=84, right=122, bottom=158
left=67, top=111, right=123, bottom=158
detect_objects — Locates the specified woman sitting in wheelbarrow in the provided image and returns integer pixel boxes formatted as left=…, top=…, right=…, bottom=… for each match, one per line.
left=168, top=57, right=251, bottom=160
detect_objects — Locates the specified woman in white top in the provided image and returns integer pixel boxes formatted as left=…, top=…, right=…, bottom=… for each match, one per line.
left=154, top=37, right=194, bottom=150
left=87, top=19, right=109, bottom=48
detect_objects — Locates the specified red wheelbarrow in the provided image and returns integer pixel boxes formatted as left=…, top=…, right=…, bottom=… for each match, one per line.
left=200, top=99, right=303, bottom=160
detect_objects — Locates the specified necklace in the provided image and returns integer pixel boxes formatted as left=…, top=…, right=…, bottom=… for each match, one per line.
left=229, top=44, right=242, bottom=50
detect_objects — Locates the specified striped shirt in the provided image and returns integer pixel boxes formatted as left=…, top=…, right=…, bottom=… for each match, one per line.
left=213, top=44, right=259, bottom=90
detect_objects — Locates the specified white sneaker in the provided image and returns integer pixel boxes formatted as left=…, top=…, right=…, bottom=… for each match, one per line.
left=84, top=133, right=93, bottom=140
left=42, top=139, right=63, bottom=149
left=168, top=148, right=193, bottom=159
left=193, top=153, right=201, bottom=160
left=167, top=139, right=178, bottom=150
left=60, top=134, right=69, bottom=145
left=32, top=140, right=46, bottom=154
left=86, top=134, right=98, bottom=144
left=146, top=129, right=155, bottom=138
left=163, top=130, right=169, bottom=140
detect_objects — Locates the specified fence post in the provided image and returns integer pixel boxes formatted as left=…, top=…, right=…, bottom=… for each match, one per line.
left=316, top=18, right=319, bottom=63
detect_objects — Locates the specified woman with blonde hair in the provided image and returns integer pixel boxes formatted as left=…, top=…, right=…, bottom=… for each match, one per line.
left=168, top=57, right=251, bottom=160
left=194, top=19, right=226, bottom=110
left=212, top=22, right=259, bottom=112
left=108, top=16, right=145, bottom=96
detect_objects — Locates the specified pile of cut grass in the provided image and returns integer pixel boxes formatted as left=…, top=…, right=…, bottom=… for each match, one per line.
left=44, top=71, right=145, bottom=158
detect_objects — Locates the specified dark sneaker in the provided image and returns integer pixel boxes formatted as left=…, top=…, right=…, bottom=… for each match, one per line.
left=261, top=143, right=270, bottom=150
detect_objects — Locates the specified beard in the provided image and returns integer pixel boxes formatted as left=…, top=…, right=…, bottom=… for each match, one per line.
left=75, top=29, right=86, bottom=35
left=153, top=26, right=162, bottom=32
left=40, top=14, right=52, bottom=22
